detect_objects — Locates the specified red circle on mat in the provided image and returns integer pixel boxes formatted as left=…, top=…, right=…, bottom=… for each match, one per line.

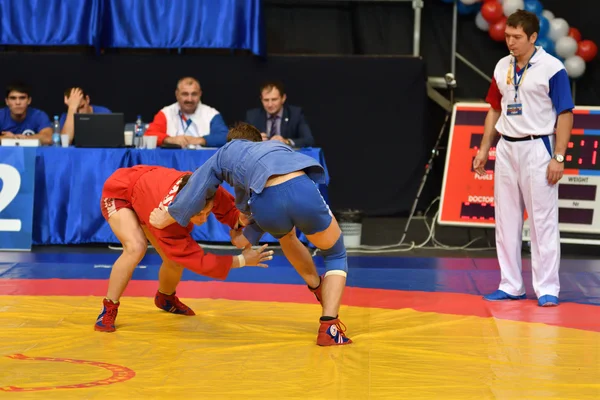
left=0, top=354, right=135, bottom=392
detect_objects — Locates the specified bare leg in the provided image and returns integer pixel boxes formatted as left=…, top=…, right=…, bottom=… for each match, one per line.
left=158, top=263, right=184, bottom=294
left=105, top=209, right=147, bottom=302
left=142, top=226, right=184, bottom=294
left=305, top=218, right=345, bottom=318
left=141, top=226, right=194, bottom=316
left=278, top=228, right=320, bottom=288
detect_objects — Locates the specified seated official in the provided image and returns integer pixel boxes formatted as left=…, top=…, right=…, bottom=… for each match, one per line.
left=0, top=82, right=52, bottom=145
left=245, top=81, right=314, bottom=148
left=144, top=77, right=228, bottom=148
left=60, top=87, right=111, bottom=145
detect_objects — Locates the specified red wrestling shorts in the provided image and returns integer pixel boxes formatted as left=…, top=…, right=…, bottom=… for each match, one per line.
left=100, top=197, right=133, bottom=221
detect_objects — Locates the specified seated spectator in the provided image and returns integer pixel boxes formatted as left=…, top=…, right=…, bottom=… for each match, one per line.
left=145, top=77, right=227, bottom=148
left=60, top=87, right=111, bottom=145
left=0, top=82, right=52, bottom=145
left=245, top=81, right=314, bottom=147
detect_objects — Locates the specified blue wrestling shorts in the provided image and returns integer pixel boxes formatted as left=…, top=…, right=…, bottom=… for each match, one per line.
left=248, top=174, right=332, bottom=238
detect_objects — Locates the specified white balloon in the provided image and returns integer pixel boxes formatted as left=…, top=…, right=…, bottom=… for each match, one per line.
left=564, top=55, right=586, bottom=79
left=555, top=36, right=578, bottom=59
left=503, top=0, right=524, bottom=17
left=549, top=18, right=570, bottom=42
left=475, top=11, right=489, bottom=31
left=542, top=10, right=555, bottom=21
left=460, top=0, right=480, bottom=4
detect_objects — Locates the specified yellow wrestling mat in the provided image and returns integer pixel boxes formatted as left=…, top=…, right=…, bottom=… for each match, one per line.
left=0, top=296, right=599, bottom=399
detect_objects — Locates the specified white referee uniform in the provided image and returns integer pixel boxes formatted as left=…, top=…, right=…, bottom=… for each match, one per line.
left=486, top=46, right=574, bottom=299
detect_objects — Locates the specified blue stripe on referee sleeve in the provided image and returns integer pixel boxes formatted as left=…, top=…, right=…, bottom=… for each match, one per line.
left=205, top=114, right=228, bottom=147
left=549, top=69, right=575, bottom=114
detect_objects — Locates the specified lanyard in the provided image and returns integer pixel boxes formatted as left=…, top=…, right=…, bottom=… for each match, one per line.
left=509, top=47, right=537, bottom=102
left=179, top=112, right=192, bottom=133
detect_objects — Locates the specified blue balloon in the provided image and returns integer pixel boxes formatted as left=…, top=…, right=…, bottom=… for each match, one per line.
left=457, top=1, right=480, bottom=15
left=538, top=16, right=550, bottom=38
left=536, top=36, right=555, bottom=56
left=524, top=0, right=543, bottom=16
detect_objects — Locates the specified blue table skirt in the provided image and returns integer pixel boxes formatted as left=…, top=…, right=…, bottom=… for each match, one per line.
left=32, top=147, right=329, bottom=245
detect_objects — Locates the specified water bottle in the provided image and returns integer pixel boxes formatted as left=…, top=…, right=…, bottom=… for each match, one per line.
left=52, top=116, right=61, bottom=147
left=134, top=115, right=144, bottom=148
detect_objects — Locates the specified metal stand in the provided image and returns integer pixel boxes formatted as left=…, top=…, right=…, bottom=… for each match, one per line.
left=299, top=0, right=423, bottom=56
left=399, top=78, right=456, bottom=245
left=427, top=0, right=492, bottom=108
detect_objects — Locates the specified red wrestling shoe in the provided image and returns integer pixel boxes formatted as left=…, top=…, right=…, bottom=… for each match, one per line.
left=94, top=298, right=119, bottom=332
left=317, top=318, right=352, bottom=346
left=154, top=291, right=195, bottom=316
left=308, top=275, right=324, bottom=306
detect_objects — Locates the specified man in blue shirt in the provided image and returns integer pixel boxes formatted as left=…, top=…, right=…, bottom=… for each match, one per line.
left=0, top=82, right=52, bottom=145
left=149, top=123, right=351, bottom=346
left=60, top=87, right=111, bottom=145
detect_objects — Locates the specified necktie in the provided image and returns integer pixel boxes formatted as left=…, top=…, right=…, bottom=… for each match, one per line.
left=269, top=115, right=279, bottom=137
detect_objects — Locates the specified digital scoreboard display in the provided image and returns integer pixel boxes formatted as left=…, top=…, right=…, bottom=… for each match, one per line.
left=438, top=103, right=600, bottom=234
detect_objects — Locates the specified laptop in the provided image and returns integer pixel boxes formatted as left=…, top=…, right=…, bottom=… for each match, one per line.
left=1, top=138, right=40, bottom=147
left=74, top=113, right=125, bottom=148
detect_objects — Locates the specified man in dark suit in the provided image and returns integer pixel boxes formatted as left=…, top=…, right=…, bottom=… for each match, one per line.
left=245, top=81, right=315, bottom=147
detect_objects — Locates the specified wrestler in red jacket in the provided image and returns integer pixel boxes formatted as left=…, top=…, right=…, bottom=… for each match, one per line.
left=95, top=165, right=273, bottom=333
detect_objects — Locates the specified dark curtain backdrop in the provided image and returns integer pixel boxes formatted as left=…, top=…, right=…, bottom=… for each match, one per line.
left=264, top=0, right=600, bottom=105
left=0, top=53, right=428, bottom=217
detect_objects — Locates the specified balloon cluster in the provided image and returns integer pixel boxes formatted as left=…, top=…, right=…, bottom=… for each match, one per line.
left=441, top=0, right=597, bottom=79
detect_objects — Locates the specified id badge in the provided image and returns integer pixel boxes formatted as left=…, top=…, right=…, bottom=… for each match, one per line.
left=507, top=103, right=523, bottom=116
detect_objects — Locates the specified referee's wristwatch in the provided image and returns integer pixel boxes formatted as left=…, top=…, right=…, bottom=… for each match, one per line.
left=553, top=154, right=565, bottom=163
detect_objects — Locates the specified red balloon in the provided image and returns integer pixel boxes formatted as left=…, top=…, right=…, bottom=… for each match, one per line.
left=568, top=27, right=582, bottom=42
left=576, top=40, right=598, bottom=62
left=489, top=17, right=507, bottom=42
left=481, top=1, right=504, bottom=24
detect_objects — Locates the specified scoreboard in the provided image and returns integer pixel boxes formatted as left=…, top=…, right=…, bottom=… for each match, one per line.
left=438, top=103, right=600, bottom=239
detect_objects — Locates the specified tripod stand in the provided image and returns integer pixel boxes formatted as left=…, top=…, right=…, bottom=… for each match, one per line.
left=398, top=74, right=456, bottom=246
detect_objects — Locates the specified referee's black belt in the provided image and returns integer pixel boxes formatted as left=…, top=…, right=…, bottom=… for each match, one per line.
left=501, top=134, right=551, bottom=142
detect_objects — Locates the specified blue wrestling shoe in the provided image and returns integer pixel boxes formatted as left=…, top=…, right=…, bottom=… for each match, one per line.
left=537, top=295, right=559, bottom=307
left=483, top=290, right=526, bottom=301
